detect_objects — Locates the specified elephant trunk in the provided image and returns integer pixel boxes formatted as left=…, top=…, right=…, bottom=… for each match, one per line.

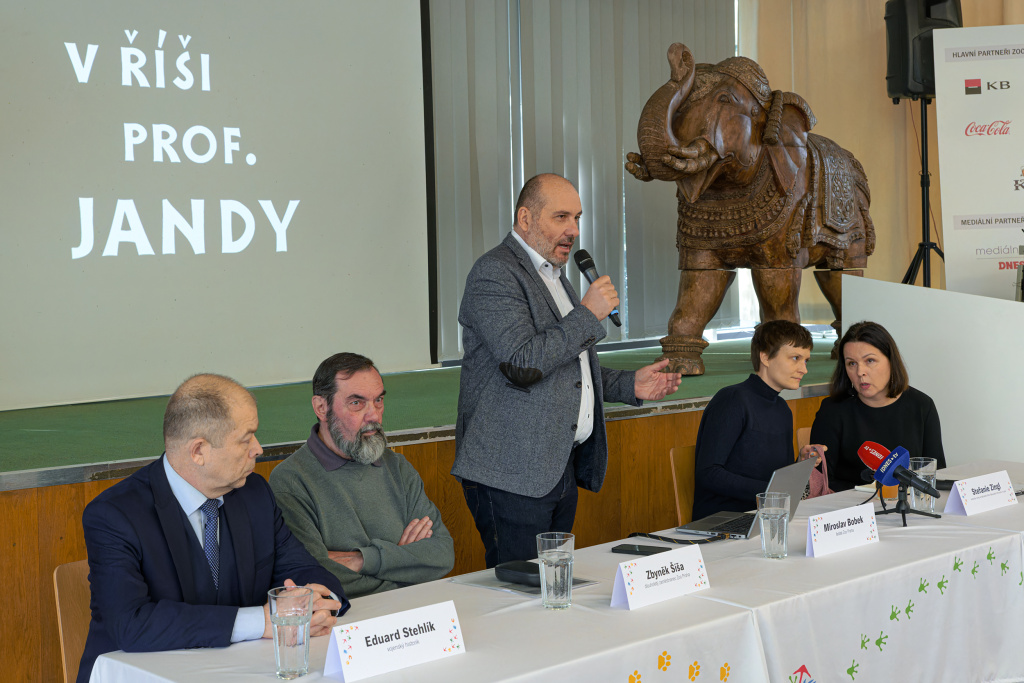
left=674, top=138, right=720, bottom=203
left=635, top=43, right=695, bottom=181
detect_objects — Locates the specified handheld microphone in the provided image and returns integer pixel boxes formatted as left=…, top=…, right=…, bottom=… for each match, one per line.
left=857, top=441, right=940, bottom=498
left=573, top=249, right=621, bottom=327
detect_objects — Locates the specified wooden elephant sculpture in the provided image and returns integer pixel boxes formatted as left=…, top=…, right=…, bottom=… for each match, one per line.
left=626, top=43, right=874, bottom=375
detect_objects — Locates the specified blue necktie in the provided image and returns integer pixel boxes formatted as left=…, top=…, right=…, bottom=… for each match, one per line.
left=200, top=498, right=220, bottom=589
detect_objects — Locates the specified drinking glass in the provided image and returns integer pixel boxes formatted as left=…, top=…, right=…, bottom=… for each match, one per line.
left=268, top=586, right=314, bottom=679
left=908, top=457, right=938, bottom=514
left=756, top=492, right=790, bottom=559
left=536, top=532, right=574, bottom=609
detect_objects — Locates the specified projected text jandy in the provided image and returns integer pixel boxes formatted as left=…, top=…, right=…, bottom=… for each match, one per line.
left=71, top=198, right=299, bottom=259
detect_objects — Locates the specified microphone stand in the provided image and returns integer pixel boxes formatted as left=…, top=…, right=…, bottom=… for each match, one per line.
left=875, top=482, right=941, bottom=527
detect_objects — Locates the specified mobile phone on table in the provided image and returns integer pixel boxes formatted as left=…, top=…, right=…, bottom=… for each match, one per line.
left=611, top=543, right=670, bottom=556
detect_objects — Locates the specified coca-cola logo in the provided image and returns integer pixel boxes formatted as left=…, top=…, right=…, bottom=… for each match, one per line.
left=965, top=120, right=1011, bottom=136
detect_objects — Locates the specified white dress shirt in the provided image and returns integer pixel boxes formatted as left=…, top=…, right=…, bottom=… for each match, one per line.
left=511, top=230, right=595, bottom=444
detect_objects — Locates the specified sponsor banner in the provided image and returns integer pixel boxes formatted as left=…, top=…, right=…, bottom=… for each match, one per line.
left=953, top=213, right=1024, bottom=230
left=935, top=25, right=1024, bottom=300
left=945, top=44, right=1024, bottom=62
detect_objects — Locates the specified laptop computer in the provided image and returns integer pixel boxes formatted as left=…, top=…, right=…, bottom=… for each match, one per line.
left=676, top=458, right=816, bottom=539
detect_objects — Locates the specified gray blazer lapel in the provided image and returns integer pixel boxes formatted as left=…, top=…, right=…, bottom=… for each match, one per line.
left=503, top=233, right=563, bottom=321
left=560, top=270, right=581, bottom=307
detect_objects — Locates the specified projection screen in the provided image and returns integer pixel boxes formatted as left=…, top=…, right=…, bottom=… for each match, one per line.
left=0, top=0, right=431, bottom=410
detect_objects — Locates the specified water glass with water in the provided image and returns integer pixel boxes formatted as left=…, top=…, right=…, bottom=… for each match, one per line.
left=756, top=492, right=790, bottom=559
left=536, top=532, right=574, bottom=609
left=268, top=585, right=314, bottom=679
left=908, top=457, right=938, bottom=514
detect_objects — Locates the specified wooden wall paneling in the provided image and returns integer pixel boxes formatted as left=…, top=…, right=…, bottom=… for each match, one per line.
left=574, top=422, right=623, bottom=551
left=253, top=460, right=277, bottom=480
left=791, top=395, right=825, bottom=429
left=1, top=487, right=41, bottom=683
left=423, top=440, right=485, bottom=575
left=613, top=413, right=679, bottom=540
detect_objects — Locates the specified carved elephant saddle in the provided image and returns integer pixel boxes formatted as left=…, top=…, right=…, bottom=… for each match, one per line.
left=674, top=133, right=874, bottom=265
left=805, top=133, right=875, bottom=259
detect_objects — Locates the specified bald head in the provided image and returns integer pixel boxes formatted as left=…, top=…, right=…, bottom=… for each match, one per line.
left=514, top=173, right=577, bottom=228
left=163, top=374, right=255, bottom=453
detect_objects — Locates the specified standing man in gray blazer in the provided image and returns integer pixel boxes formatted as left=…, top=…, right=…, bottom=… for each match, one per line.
left=453, top=173, right=682, bottom=567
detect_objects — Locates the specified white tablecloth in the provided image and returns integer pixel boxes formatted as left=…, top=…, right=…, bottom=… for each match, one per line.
left=92, top=460, right=1024, bottom=683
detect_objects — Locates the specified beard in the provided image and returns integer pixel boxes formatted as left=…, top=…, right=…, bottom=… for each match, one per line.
left=541, top=234, right=575, bottom=267
left=327, top=413, right=387, bottom=465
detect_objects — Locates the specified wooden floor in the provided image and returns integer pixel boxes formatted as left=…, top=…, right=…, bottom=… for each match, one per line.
left=5, top=395, right=824, bottom=683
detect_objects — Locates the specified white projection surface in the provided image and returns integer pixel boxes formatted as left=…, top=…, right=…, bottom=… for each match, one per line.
left=0, top=1, right=430, bottom=410
left=843, top=276, right=1024, bottom=466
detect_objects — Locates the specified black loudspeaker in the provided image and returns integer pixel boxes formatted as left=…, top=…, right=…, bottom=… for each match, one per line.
left=884, top=0, right=963, bottom=101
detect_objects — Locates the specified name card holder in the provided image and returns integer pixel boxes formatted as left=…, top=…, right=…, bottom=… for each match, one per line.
left=945, top=470, right=1017, bottom=516
left=806, top=503, right=878, bottom=558
left=325, top=600, right=463, bottom=681
left=610, top=545, right=708, bottom=610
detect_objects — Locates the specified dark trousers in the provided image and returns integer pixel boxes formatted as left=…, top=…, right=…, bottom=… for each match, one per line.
left=461, top=457, right=579, bottom=568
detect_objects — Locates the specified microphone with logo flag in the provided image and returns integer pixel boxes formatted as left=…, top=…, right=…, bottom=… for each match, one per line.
left=857, top=441, right=940, bottom=498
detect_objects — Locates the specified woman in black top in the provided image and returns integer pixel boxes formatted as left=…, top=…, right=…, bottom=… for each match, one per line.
left=810, top=321, right=945, bottom=491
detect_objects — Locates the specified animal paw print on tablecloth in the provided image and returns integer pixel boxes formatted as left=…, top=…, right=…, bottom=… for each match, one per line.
left=719, top=663, right=730, bottom=681
left=629, top=670, right=641, bottom=683
left=688, top=661, right=701, bottom=679
left=658, top=651, right=671, bottom=670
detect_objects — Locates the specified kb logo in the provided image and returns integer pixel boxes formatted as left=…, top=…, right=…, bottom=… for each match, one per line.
left=987, top=80, right=1011, bottom=90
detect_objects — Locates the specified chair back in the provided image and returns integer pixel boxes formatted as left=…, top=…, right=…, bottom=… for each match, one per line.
left=669, top=445, right=697, bottom=526
left=53, top=559, right=91, bottom=683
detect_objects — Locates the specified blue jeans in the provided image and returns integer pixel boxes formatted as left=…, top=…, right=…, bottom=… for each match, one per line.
left=461, top=457, right=579, bottom=568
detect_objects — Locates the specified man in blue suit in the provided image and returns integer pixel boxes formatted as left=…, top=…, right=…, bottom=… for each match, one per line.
left=78, top=374, right=348, bottom=683
left=453, top=173, right=682, bottom=567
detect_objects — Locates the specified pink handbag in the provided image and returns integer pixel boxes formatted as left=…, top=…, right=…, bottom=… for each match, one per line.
left=807, top=454, right=834, bottom=498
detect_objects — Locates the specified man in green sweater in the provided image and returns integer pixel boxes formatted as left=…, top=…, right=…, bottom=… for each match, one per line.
left=269, top=353, right=454, bottom=598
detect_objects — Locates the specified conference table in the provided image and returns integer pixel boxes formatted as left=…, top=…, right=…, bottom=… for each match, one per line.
left=91, top=460, right=1024, bottom=683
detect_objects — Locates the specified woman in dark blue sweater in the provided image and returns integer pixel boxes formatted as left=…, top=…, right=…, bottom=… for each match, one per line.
left=692, top=321, right=823, bottom=520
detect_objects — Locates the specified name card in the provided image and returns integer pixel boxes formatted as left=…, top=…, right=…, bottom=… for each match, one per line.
left=325, top=600, right=463, bottom=681
left=945, top=470, right=1017, bottom=516
left=806, top=503, right=878, bottom=558
left=610, top=545, right=708, bottom=610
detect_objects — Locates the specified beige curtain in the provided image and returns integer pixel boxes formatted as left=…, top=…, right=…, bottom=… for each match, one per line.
left=740, top=0, right=1024, bottom=323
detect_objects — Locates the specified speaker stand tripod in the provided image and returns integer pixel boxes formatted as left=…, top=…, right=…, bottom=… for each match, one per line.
left=901, top=97, right=944, bottom=287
